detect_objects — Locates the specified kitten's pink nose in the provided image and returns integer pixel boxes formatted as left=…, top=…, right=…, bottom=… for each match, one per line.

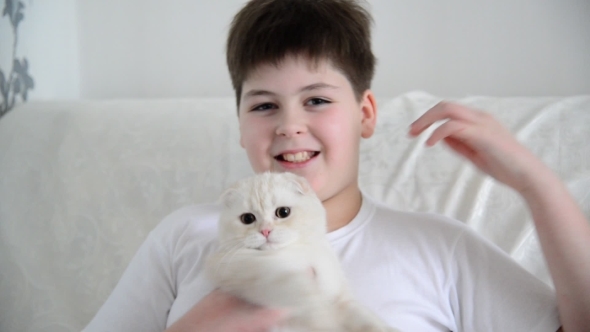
left=261, top=229, right=271, bottom=238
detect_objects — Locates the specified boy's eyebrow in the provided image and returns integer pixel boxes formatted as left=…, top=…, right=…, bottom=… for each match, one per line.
left=299, top=83, right=340, bottom=92
left=242, top=83, right=339, bottom=99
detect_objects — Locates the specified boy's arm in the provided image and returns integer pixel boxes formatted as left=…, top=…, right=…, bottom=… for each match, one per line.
left=518, top=159, right=590, bottom=332
left=409, top=102, right=590, bottom=332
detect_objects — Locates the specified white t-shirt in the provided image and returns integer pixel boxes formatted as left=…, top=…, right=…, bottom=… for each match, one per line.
left=84, top=194, right=560, bottom=332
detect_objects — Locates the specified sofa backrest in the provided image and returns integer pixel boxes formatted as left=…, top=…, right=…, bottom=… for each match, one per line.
left=1, top=91, right=589, bottom=331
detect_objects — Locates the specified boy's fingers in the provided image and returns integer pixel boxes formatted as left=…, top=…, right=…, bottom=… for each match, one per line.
left=444, top=136, right=477, bottom=160
left=424, top=119, right=472, bottom=147
left=410, top=101, right=481, bottom=136
left=444, top=137, right=489, bottom=171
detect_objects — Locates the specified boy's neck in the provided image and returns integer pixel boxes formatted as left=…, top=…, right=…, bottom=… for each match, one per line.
left=323, top=184, right=363, bottom=232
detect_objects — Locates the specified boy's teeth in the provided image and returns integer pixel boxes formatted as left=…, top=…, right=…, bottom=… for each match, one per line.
left=282, top=152, right=312, bottom=163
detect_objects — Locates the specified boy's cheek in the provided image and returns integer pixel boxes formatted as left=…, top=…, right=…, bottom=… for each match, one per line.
left=244, top=148, right=272, bottom=173
left=238, top=126, right=257, bottom=150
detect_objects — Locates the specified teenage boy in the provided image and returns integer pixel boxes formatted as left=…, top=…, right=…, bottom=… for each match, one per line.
left=84, top=1, right=590, bottom=331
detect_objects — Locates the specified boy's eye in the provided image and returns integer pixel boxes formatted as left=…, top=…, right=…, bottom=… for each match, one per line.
left=306, top=98, right=330, bottom=106
left=251, top=103, right=276, bottom=111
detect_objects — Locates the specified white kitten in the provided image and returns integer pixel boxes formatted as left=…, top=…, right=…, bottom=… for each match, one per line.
left=206, top=172, right=400, bottom=332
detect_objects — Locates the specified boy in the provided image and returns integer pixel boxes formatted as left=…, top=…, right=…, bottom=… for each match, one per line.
left=84, top=0, right=590, bottom=331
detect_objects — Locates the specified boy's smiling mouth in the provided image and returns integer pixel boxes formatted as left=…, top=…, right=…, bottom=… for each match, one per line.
left=274, top=151, right=320, bottom=163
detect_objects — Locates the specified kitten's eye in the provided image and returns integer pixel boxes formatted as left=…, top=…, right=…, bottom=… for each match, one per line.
left=275, top=207, right=290, bottom=218
left=240, top=213, right=256, bottom=225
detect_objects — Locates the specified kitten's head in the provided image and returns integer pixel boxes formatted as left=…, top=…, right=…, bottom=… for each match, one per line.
left=218, top=172, right=326, bottom=250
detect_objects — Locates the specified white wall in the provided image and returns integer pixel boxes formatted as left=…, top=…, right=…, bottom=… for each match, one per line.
left=76, top=0, right=248, bottom=99
left=0, top=0, right=80, bottom=100
left=1, top=0, right=589, bottom=100
left=372, top=0, right=590, bottom=97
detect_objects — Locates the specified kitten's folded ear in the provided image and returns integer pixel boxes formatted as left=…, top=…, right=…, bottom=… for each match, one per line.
left=285, top=173, right=313, bottom=195
left=219, top=186, right=242, bottom=208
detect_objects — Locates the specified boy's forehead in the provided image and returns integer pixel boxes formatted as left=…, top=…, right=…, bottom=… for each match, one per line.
left=245, top=56, right=336, bottom=82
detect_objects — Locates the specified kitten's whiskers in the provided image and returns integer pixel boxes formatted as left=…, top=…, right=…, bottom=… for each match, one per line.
left=215, top=240, right=246, bottom=279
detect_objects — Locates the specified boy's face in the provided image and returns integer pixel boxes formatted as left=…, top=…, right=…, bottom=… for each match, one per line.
left=238, top=56, right=376, bottom=202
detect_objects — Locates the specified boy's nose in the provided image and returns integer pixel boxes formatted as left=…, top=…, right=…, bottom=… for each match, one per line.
left=276, top=126, right=305, bottom=137
left=275, top=114, right=307, bottom=137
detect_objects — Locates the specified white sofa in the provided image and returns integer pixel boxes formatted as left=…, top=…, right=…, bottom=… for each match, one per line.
left=1, top=91, right=589, bottom=332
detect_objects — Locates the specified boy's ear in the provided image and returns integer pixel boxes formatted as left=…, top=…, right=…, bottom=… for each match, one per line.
left=360, top=90, right=378, bottom=138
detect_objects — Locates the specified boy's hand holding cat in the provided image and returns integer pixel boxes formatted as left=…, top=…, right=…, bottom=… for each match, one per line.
left=165, top=290, right=286, bottom=332
left=408, top=101, right=555, bottom=195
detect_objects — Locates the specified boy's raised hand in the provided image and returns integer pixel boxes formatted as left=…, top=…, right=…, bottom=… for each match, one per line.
left=408, top=101, right=548, bottom=193
left=410, top=101, right=590, bottom=331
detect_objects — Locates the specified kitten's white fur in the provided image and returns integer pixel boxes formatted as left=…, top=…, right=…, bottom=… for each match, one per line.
left=206, top=172, right=400, bottom=332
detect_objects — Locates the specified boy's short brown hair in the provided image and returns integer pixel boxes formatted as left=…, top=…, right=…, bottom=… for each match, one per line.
left=227, top=0, right=376, bottom=106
